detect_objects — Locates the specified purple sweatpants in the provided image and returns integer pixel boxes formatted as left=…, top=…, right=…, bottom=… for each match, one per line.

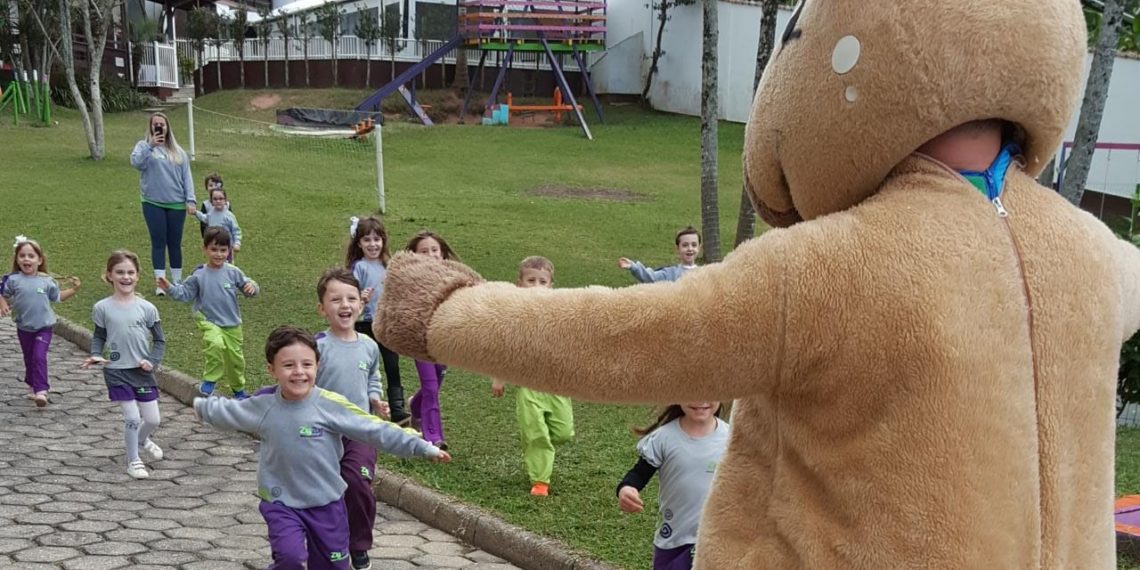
left=17, top=327, right=52, bottom=394
left=409, top=361, right=446, bottom=444
left=653, top=544, right=695, bottom=570
left=259, top=499, right=350, bottom=570
left=340, top=438, right=378, bottom=552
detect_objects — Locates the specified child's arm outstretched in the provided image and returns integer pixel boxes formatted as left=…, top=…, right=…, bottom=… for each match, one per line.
left=194, top=396, right=270, bottom=434
left=58, top=277, right=81, bottom=302
left=228, top=214, right=242, bottom=251
left=319, top=391, right=450, bottom=462
left=194, top=210, right=208, bottom=224
left=235, top=268, right=258, bottom=297
left=618, top=257, right=667, bottom=283
left=158, top=274, right=199, bottom=302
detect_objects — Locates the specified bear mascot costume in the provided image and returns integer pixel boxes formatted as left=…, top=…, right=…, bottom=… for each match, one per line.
left=375, top=0, right=1140, bottom=567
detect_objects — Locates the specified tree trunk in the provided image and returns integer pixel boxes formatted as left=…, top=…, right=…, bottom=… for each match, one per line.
left=641, top=0, right=670, bottom=104
left=734, top=0, right=778, bottom=247
left=304, top=39, right=310, bottom=86
left=196, top=46, right=204, bottom=96
left=238, top=43, right=245, bottom=88
left=57, top=0, right=97, bottom=159
left=264, top=42, right=269, bottom=87
left=284, top=38, right=290, bottom=87
left=1037, top=156, right=1057, bottom=189
left=390, top=44, right=396, bottom=81
left=85, top=0, right=112, bottom=159
left=1060, top=0, right=1125, bottom=206
left=365, top=45, right=372, bottom=87
left=216, top=44, right=223, bottom=89
left=453, top=45, right=469, bottom=91
left=699, top=0, right=721, bottom=262
left=333, top=39, right=338, bottom=85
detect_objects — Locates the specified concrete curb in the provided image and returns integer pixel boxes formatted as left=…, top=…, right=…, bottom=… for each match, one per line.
left=53, top=316, right=618, bottom=570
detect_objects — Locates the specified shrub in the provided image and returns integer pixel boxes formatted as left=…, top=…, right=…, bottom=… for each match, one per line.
left=51, top=73, right=156, bottom=113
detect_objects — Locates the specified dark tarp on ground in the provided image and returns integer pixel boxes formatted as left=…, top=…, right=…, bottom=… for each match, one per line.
left=276, top=107, right=384, bottom=128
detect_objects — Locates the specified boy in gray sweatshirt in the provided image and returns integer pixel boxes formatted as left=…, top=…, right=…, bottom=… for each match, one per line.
left=617, top=226, right=702, bottom=284
left=195, top=326, right=450, bottom=570
left=159, top=227, right=258, bottom=398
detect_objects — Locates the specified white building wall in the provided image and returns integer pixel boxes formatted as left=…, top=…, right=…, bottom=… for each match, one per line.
left=1057, top=55, right=1140, bottom=197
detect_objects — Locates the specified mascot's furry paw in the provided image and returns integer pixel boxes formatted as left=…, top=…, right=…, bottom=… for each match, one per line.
left=374, top=252, right=483, bottom=361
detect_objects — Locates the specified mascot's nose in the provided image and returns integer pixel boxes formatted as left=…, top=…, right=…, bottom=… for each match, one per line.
left=747, top=169, right=803, bottom=228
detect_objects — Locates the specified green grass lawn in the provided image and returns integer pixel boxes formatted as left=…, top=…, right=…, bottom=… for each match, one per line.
left=2, top=90, right=1138, bottom=569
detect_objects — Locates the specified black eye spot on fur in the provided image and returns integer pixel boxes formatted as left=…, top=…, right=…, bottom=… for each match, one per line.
left=782, top=1, right=804, bottom=44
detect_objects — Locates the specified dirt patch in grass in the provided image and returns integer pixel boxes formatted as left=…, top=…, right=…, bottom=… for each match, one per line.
left=528, top=184, right=650, bottom=202
left=249, top=93, right=283, bottom=110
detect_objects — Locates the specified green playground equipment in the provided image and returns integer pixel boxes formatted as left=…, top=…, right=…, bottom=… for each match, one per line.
left=0, top=69, right=52, bottom=126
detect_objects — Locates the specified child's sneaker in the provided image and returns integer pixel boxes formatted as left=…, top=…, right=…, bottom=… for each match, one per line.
left=33, top=392, right=48, bottom=408
left=199, top=381, right=216, bottom=396
left=155, top=287, right=166, bottom=297
left=142, top=439, right=164, bottom=461
left=127, top=460, right=149, bottom=479
left=350, top=551, right=372, bottom=570
left=530, top=482, right=549, bottom=497
left=233, top=390, right=249, bottom=400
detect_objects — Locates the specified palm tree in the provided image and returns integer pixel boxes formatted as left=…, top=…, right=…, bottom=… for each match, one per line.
left=1060, top=0, right=1130, bottom=205
left=277, top=13, right=293, bottom=87
left=699, top=0, right=721, bottom=262
left=299, top=11, right=313, bottom=87
left=231, top=2, right=250, bottom=88
left=256, top=6, right=273, bottom=88
left=734, top=0, right=779, bottom=247
left=212, top=12, right=231, bottom=90
left=354, top=5, right=382, bottom=88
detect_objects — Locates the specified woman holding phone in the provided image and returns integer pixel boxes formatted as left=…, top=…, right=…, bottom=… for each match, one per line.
left=129, top=112, right=197, bottom=296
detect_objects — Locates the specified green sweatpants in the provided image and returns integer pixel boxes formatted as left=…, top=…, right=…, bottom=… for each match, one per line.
left=517, top=387, right=574, bottom=485
left=196, top=313, right=246, bottom=393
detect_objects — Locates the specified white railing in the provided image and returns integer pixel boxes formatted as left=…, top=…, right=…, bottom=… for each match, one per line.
left=176, top=36, right=580, bottom=73
left=137, top=41, right=181, bottom=88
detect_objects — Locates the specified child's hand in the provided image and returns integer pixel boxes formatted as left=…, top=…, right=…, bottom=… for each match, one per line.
left=618, top=486, right=644, bottom=513
left=69, top=276, right=81, bottom=289
left=491, top=379, right=505, bottom=398
left=81, top=356, right=107, bottom=369
left=432, top=450, right=452, bottom=463
left=139, top=359, right=154, bottom=372
left=361, top=288, right=374, bottom=304
left=186, top=204, right=198, bottom=216
left=617, top=257, right=633, bottom=269
left=233, top=244, right=241, bottom=252
left=371, top=398, right=390, bottom=418
left=242, top=281, right=257, bottom=295
left=0, top=299, right=10, bottom=317
left=156, top=276, right=171, bottom=290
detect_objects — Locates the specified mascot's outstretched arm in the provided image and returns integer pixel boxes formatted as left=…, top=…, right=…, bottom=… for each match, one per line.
left=375, top=231, right=790, bottom=404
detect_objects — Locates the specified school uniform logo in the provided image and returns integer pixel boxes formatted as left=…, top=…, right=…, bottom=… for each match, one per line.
left=330, top=551, right=348, bottom=562
left=35, top=287, right=45, bottom=295
left=298, top=426, right=324, bottom=438
left=357, top=360, right=368, bottom=371
left=660, top=523, right=673, bottom=539
left=706, top=461, right=718, bottom=473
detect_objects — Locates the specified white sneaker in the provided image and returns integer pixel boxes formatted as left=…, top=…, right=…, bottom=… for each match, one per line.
left=142, top=439, right=164, bottom=461
left=155, top=287, right=166, bottom=297
left=127, top=460, right=149, bottom=479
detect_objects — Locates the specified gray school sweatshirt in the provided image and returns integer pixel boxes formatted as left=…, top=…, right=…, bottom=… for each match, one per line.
left=167, top=264, right=258, bottom=327
left=1, top=273, right=60, bottom=331
left=195, top=387, right=440, bottom=509
left=628, top=262, right=697, bottom=284
left=195, top=207, right=242, bottom=246
left=351, top=259, right=387, bottom=321
left=315, top=331, right=384, bottom=409
left=130, top=140, right=195, bottom=206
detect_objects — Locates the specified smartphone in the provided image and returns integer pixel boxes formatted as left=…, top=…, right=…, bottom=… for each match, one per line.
left=153, top=123, right=164, bottom=137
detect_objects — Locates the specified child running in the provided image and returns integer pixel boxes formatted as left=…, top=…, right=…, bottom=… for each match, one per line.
left=490, top=256, right=574, bottom=497
left=618, top=226, right=702, bottom=283
left=0, top=236, right=81, bottom=407
left=81, top=250, right=166, bottom=479
left=404, top=229, right=459, bottom=450
left=194, top=325, right=450, bottom=570
left=159, top=227, right=259, bottom=399
left=616, top=403, right=729, bottom=570
left=345, top=215, right=409, bottom=425
left=313, top=267, right=388, bottom=570
left=195, top=177, right=242, bottom=261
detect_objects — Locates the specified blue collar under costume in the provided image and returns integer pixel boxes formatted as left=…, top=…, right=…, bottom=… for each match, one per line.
left=959, top=143, right=1021, bottom=201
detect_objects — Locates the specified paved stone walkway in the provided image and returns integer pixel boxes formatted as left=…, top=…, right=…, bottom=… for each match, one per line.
left=0, top=319, right=521, bottom=570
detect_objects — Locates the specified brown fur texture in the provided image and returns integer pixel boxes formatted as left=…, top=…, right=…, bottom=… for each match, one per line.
left=374, top=1, right=1140, bottom=567
left=373, top=252, right=483, bottom=361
